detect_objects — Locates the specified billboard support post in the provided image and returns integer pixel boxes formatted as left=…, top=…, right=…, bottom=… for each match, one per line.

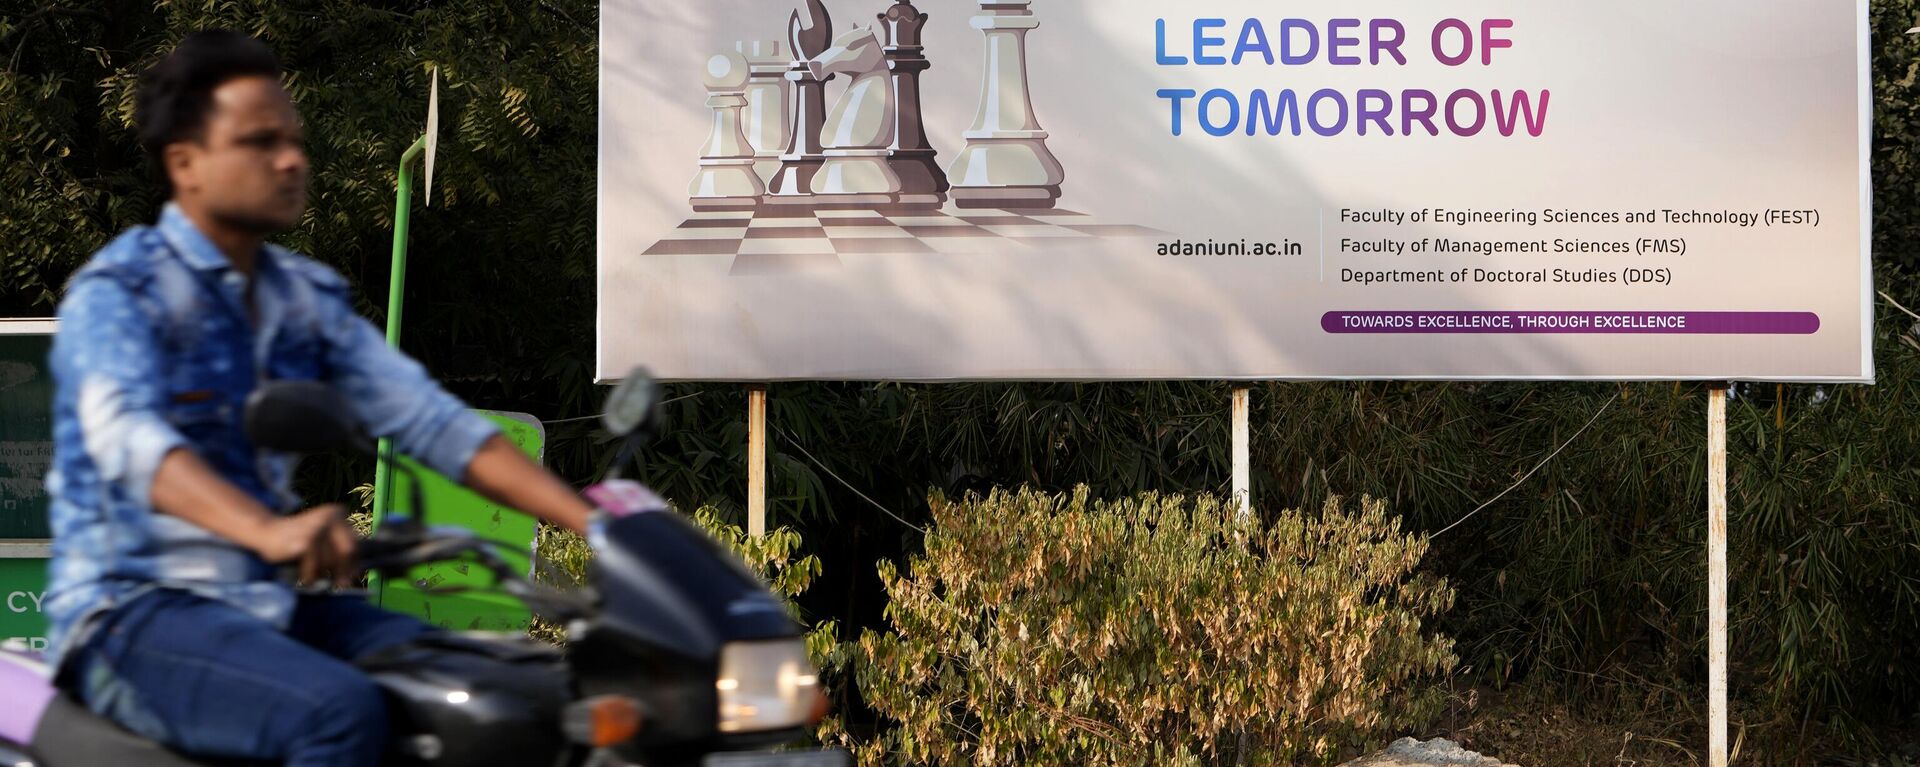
left=1708, top=383, right=1730, bottom=767
left=1231, top=387, right=1251, bottom=522
left=748, top=385, right=768, bottom=538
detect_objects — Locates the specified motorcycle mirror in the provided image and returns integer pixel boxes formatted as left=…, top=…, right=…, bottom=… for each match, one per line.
left=602, top=367, right=662, bottom=440
left=244, top=381, right=375, bottom=455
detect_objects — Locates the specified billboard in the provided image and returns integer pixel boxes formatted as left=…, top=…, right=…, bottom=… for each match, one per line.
left=598, top=1, right=1872, bottom=383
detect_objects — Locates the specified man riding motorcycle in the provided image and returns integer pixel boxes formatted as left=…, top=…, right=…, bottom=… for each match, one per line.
left=46, top=30, right=598, bottom=767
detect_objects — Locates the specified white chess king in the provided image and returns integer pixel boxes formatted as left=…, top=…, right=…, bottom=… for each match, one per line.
left=948, top=0, right=1065, bottom=209
left=807, top=24, right=904, bottom=206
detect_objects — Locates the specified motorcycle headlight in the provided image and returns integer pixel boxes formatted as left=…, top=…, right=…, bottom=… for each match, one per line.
left=715, top=640, right=822, bottom=733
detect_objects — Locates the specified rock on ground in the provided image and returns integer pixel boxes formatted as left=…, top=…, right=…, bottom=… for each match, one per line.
left=1341, top=737, right=1520, bottom=767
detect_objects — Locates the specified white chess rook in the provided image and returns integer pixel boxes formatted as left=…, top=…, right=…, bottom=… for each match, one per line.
left=690, top=50, right=765, bottom=211
left=948, top=0, right=1065, bottom=209
left=808, top=25, right=904, bottom=208
left=739, top=40, right=792, bottom=186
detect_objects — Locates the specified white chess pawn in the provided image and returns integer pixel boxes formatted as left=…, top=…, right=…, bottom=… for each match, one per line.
left=690, top=50, right=765, bottom=211
left=948, top=0, right=1065, bottom=209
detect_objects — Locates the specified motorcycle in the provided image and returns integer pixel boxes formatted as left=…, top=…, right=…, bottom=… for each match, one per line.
left=0, top=370, right=846, bottom=767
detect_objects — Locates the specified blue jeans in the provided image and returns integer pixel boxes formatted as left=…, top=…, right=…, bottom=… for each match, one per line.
left=64, top=588, right=436, bottom=767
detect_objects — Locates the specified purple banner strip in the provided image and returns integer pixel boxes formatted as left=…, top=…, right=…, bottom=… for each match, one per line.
left=1322, top=311, right=1820, bottom=335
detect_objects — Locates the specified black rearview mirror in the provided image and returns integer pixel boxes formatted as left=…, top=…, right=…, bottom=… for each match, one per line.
left=603, top=367, right=663, bottom=439
left=244, top=380, right=374, bottom=455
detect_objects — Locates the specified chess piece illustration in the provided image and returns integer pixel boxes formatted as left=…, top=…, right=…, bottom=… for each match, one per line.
left=739, top=40, right=792, bottom=185
left=647, top=0, right=1151, bottom=266
left=767, top=0, right=835, bottom=203
left=879, top=1, right=947, bottom=208
left=947, top=0, right=1065, bottom=209
left=807, top=25, right=905, bottom=207
left=689, top=49, right=764, bottom=211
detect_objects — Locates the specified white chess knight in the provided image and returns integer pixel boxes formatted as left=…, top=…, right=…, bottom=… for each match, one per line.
left=806, top=25, right=903, bottom=205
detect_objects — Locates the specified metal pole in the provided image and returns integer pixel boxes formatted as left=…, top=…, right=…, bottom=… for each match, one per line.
left=1232, top=387, right=1251, bottom=521
left=1708, top=383, right=1730, bottom=767
left=748, top=385, right=768, bottom=538
left=372, top=135, right=429, bottom=523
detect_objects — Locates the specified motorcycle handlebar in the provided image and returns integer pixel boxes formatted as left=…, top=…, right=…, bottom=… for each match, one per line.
left=356, top=527, right=597, bottom=623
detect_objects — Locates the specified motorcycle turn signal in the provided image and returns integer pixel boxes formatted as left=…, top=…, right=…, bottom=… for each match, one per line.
left=562, top=694, right=645, bottom=748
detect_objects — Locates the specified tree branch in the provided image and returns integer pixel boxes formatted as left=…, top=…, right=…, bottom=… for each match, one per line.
left=0, top=5, right=112, bottom=56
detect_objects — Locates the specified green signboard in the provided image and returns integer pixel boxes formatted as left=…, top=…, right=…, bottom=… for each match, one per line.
left=374, top=412, right=544, bottom=633
left=0, top=322, right=548, bottom=642
left=0, top=331, right=54, bottom=540
left=0, top=555, right=49, bottom=653
left=2, top=322, right=55, bottom=652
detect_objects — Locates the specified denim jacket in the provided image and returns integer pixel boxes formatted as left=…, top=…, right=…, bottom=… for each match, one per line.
left=42, top=203, right=498, bottom=668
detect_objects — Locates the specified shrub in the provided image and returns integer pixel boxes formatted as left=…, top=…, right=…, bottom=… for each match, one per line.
left=528, top=508, right=837, bottom=661
left=833, top=488, right=1455, bottom=767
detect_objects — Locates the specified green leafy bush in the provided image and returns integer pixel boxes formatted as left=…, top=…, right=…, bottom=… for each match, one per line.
left=832, top=489, right=1455, bottom=767
left=528, top=509, right=836, bottom=660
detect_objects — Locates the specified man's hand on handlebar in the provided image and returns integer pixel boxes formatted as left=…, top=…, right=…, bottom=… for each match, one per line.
left=252, top=503, right=358, bottom=588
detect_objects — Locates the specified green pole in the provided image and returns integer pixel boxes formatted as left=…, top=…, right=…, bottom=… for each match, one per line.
left=372, top=135, right=429, bottom=525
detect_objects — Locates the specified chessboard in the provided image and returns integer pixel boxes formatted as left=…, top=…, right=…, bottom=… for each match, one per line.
left=643, top=205, right=1164, bottom=274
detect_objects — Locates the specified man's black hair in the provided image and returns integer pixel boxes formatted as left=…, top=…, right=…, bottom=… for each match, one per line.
left=134, top=30, right=283, bottom=188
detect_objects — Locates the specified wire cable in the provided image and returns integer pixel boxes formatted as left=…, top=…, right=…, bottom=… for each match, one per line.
left=769, top=422, right=928, bottom=535
left=1431, top=392, right=1618, bottom=539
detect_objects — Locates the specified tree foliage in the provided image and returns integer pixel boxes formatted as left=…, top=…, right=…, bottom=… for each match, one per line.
left=0, top=0, right=599, bottom=408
